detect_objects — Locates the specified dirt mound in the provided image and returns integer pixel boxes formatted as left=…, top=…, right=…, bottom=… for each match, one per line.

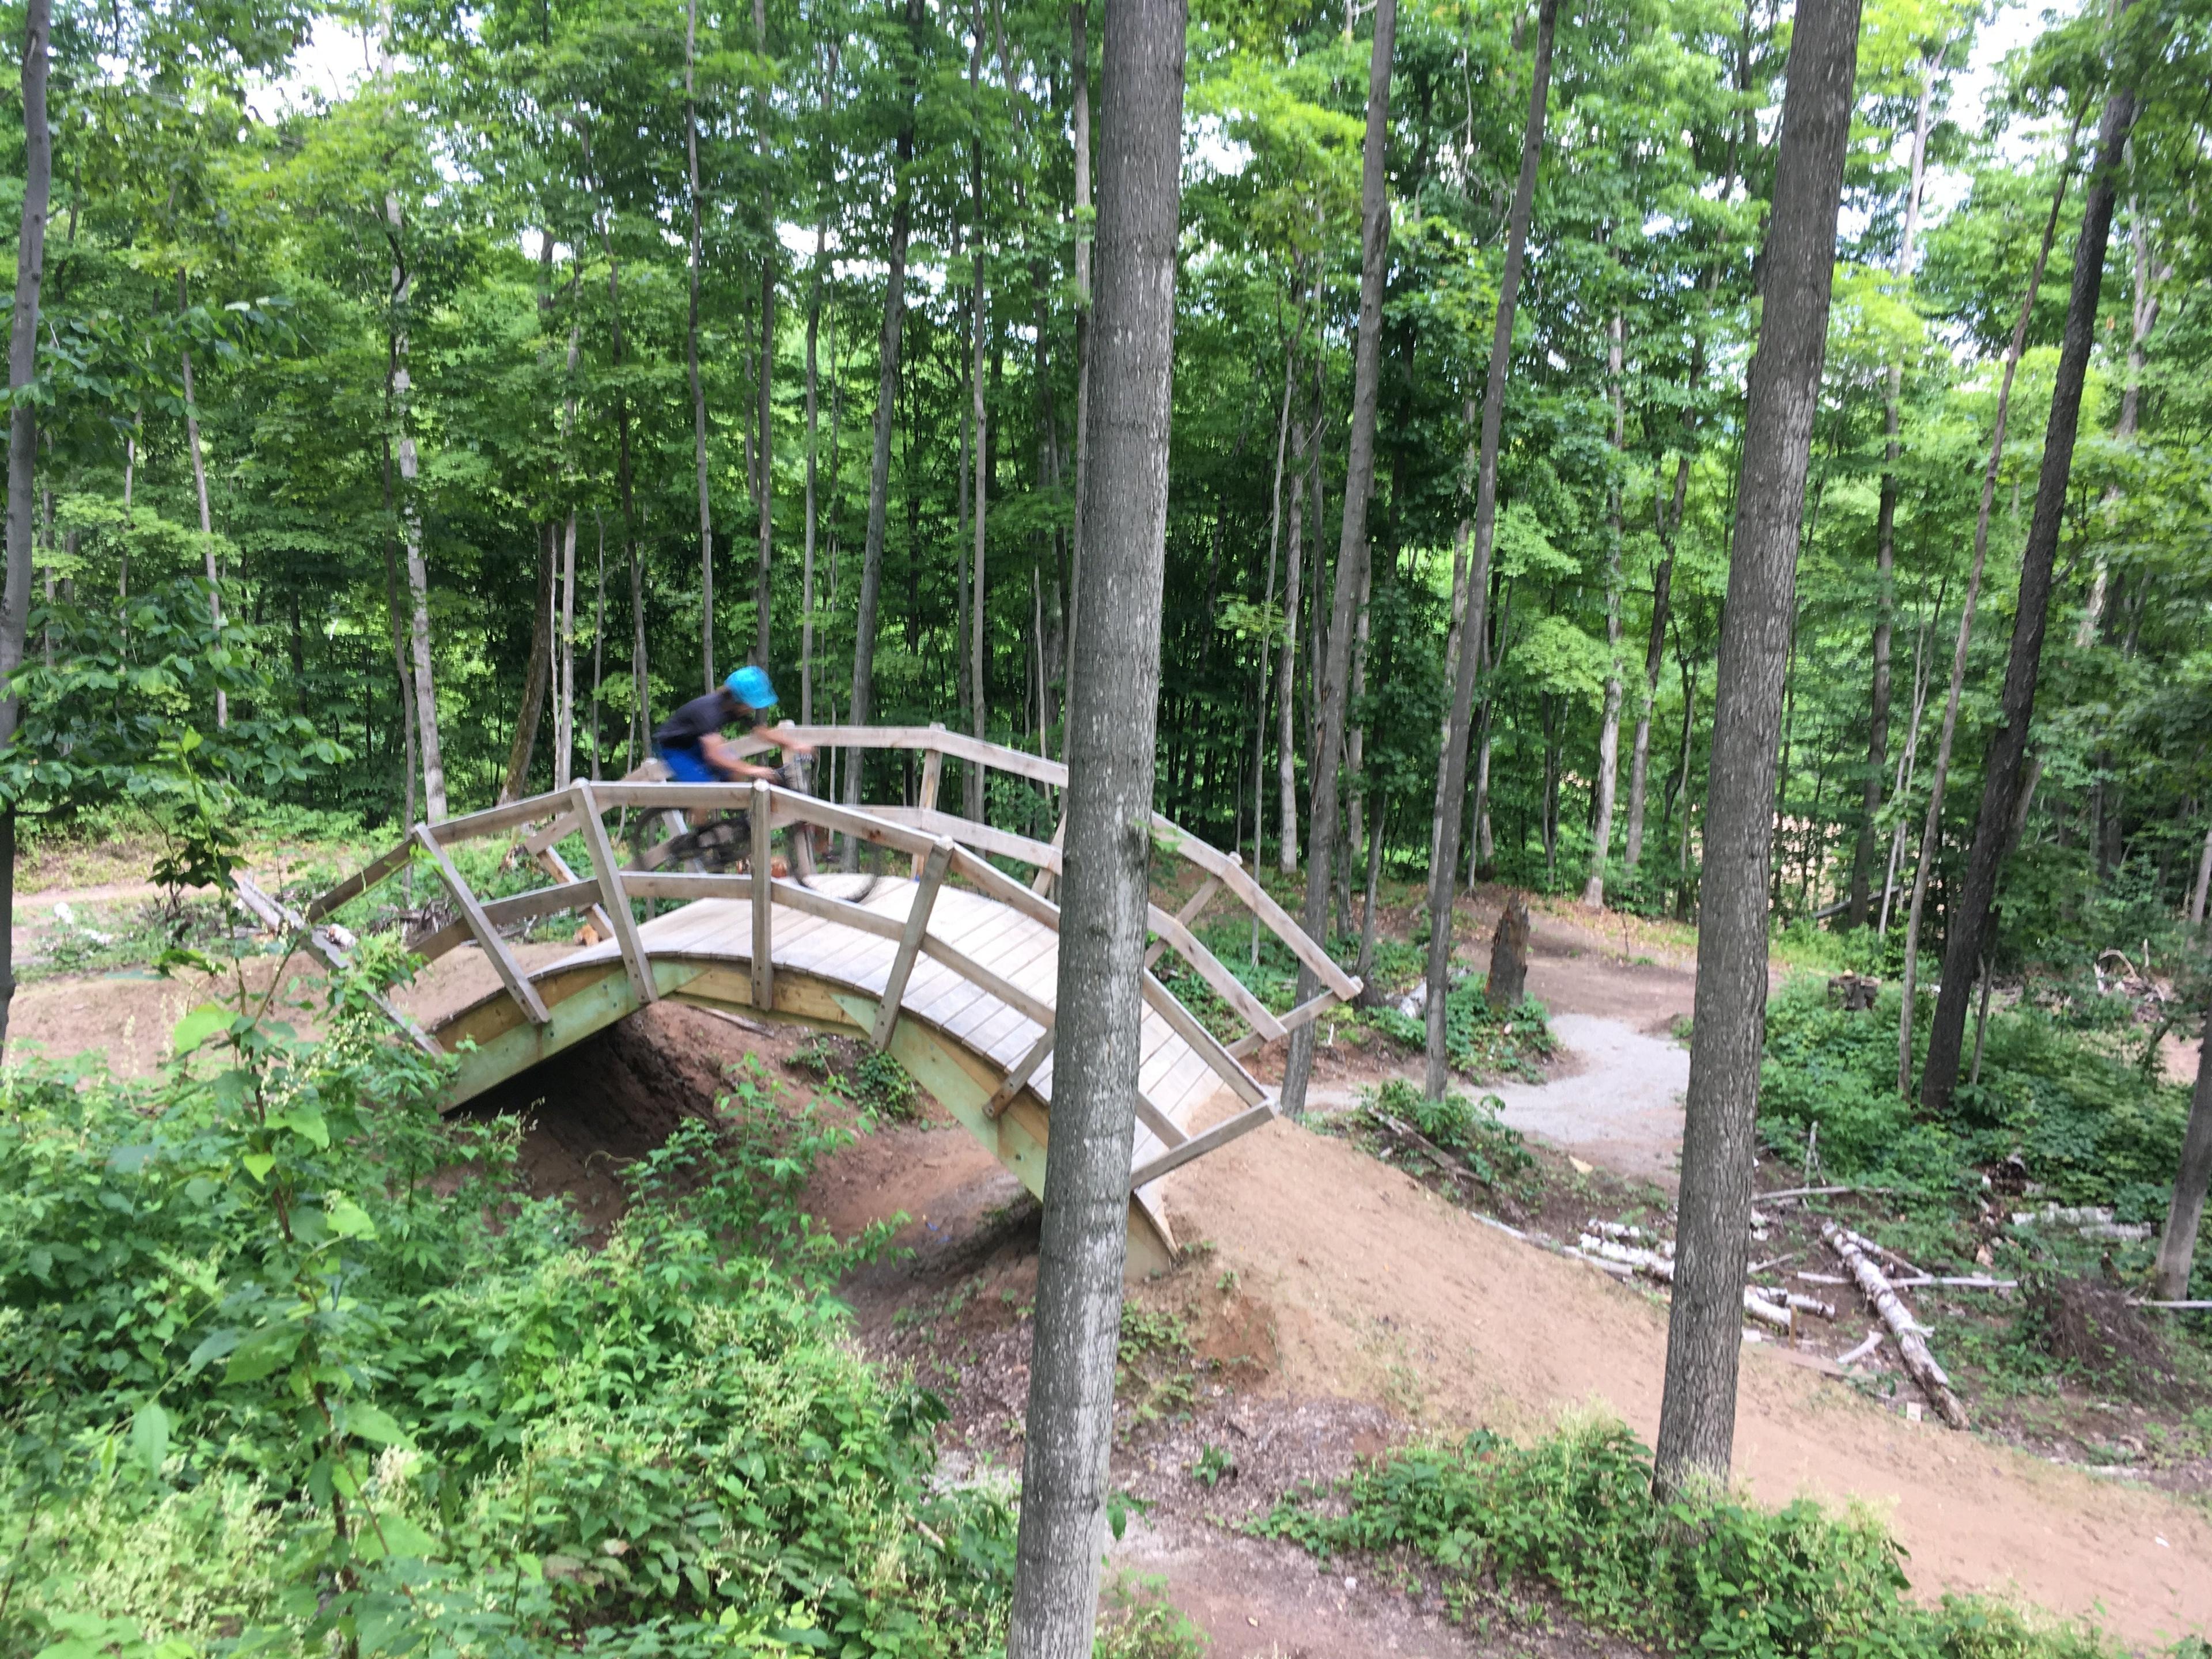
left=463, top=1001, right=774, bottom=1237
left=2028, top=1273, right=2183, bottom=1402
left=1154, top=1094, right=2212, bottom=1647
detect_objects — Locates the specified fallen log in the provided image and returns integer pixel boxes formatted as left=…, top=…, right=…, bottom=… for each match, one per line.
left=1836, top=1330, right=1883, bottom=1368
left=1775, top=1290, right=1836, bottom=1321
left=1823, top=1222, right=1968, bottom=1429
left=1587, top=1219, right=1670, bottom=1251
left=1575, top=1237, right=1794, bottom=1332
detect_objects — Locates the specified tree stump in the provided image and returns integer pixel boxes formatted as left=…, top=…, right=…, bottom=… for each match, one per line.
left=1487, top=893, right=1530, bottom=1009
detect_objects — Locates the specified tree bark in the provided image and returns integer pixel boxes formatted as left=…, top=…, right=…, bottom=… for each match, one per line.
left=1586, top=310, right=1625, bottom=908
left=178, top=274, right=225, bottom=730
left=1921, top=66, right=2142, bottom=1115
left=1851, top=62, right=1933, bottom=927
left=755, top=256, right=775, bottom=666
left=846, top=0, right=923, bottom=811
left=1064, top=0, right=1091, bottom=712
left=556, top=512, right=577, bottom=785
left=2155, top=1007, right=2212, bottom=1300
left=1424, top=0, right=1551, bottom=1102
left=500, top=526, right=555, bottom=802
left=1282, top=0, right=1395, bottom=1119
left=1006, top=0, right=1184, bottom=1647
left=968, top=37, right=989, bottom=820
left=687, top=0, right=715, bottom=691
left=1256, top=330, right=1296, bottom=876
left=1653, top=0, right=1859, bottom=1495
left=0, top=0, right=48, bottom=1058
left=387, top=195, right=445, bottom=820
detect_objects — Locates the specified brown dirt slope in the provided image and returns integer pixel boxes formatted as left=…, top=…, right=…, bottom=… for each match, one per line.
left=1156, top=1103, right=2210, bottom=1649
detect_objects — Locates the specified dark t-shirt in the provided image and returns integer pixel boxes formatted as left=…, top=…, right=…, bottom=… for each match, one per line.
left=654, top=690, right=756, bottom=752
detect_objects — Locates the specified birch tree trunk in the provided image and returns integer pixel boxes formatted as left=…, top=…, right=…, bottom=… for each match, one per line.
left=387, top=195, right=445, bottom=820
left=1255, top=335, right=1296, bottom=875
left=178, top=274, right=225, bottom=730
left=1423, top=0, right=1551, bottom=1102
left=2154, top=1006, right=2212, bottom=1301
left=1653, top=0, right=1858, bottom=1494
left=1282, top=0, right=1395, bottom=1119
left=0, top=0, right=48, bottom=1058
left=968, top=47, right=989, bottom=820
left=1922, top=55, right=2148, bottom=1114
left=1897, top=153, right=2071, bottom=1098
left=1006, top=0, right=1184, bottom=1647
left=686, top=0, right=715, bottom=691
left=846, top=0, right=920, bottom=808
left=1585, top=310, right=1625, bottom=908
left=499, top=526, right=555, bottom=802
left=754, top=257, right=775, bottom=666
left=1850, top=66, right=1933, bottom=925
left=557, top=512, right=577, bottom=785
left=379, top=438, right=417, bottom=828
left=1275, top=414, right=1305, bottom=874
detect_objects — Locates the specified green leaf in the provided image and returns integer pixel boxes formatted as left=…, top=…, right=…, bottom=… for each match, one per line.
left=171, top=1001, right=233, bottom=1054
left=131, top=1402, right=171, bottom=1471
left=354, top=1510, right=439, bottom=1562
left=272, top=1102, right=328, bottom=1149
left=343, top=1403, right=411, bottom=1446
left=325, top=1195, right=376, bottom=1239
left=225, top=1321, right=302, bottom=1384
left=241, top=1152, right=275, bottom=1181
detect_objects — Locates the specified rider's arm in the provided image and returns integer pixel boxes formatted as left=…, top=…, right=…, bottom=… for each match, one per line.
left=699, top=731, right=780, bottom=782
left=753, top=721, right=814, bottom=759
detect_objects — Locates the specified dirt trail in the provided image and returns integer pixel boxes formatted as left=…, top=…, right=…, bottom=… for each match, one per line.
left=1154, top=1103, right=2209, bottom=1647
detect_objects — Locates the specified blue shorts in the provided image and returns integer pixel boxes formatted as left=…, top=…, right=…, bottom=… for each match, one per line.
left=657, top=745, right=719, bottom=784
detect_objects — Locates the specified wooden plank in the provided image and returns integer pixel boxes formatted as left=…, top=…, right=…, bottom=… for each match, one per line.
left=1226, top=987, right=1341, bottom=1058
left=622, top=872, right=753, bottom=903
left=1130, top=1102, right=1277, bottom=1191
left=911, top=734, right=945, bottom=877
left=1145, top=901, right=1286, bottom=1042
left=304, top=838, right=414, bottom=923
left=1160, top=831, right=1357, bottom=999
left=1031, top=813, right=1067, bottom=896
left=767, top=877, right=908, bottom=944
left=946, top=844, right=1061, bottom=928
left=750, top=780, right=774, bottom=1009
left=412, top=877, right=604, bottom=965
left=1139, top=969, right=1265, bottom=1107
left=569, top=782, right=658, bottom=1007
left=1133, top=1091, right=1188, bottom=1150
left=984, top=1027, right=1056, bottom=1118
left=536, top=843, right=613, bottom=935
left=873, top=839, right=953, bottom=1049
left=874, top=806, right=1060, bottom=873
left=523, top=812, right=578, bottom=857
left=233, top=875, right=442, bottom=1054
left=920, top=935, right=1056, bottom=1028
left=412, top=825, right=550, bottom=1025
left=425, top=793, right=566, bottom=849
left=1145, top=875, right=1220, bottom=968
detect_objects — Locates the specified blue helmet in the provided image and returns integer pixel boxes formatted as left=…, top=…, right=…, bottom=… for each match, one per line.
left=725, top=665, right=778, bottom=711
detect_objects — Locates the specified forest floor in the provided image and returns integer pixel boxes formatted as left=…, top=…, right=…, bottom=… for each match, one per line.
left=10, top=863, right=2210, bottom=1652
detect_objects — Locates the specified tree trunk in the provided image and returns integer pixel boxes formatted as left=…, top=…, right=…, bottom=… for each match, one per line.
left=846, top=0, right=922, bottom=810
left=387, top=195, right=445, bottom=820
left=1256, top=331, right=1296, bottom=876
left=556, top=512, right=577, bottom=785
left=755, top=256, right=775, bottom=666
left=803, top=226, right=824, bottom=724
left=1006, top=0, right=1184, bottom=1646
left=1277, top=414, right=1305, bottom=874
left=2191, top=820, right=2211, bottom=927
left=1064, top=0, right=1091, bottom=714
left=1851, top=63, right=1933, bottom=927
left=687, top=0, right=715, bottom=691
left=1424, top=0, right=1551, bottom=1102
left=1653, top=0, right=1858, bottom=1495
left=1586, top=310, right=1625, bottom=908
left=968, top=55, right=989, bottom=820
left=0, top=0, right=48, bottom=1059
left=178, top=273, right=225, bottom=730
left=1898, top=145, right=2073, bottom=1100
left=1282, top=0, right=1395, bottom=1119
left=1922, top=73, right=2142, bottom=1115
left=1345, top=558, right=1372, bottom=883
left=500, top=527, right=555, bottom=802
left=2155, top=1007, right=2212, bottom=1300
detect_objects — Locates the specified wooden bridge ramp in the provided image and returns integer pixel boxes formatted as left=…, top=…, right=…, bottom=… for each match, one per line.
left=283, top=728, right=1362, bottom=1272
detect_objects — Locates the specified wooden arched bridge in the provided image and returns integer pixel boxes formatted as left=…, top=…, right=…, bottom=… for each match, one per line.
left=257, top=727, right=1360, bottom=1271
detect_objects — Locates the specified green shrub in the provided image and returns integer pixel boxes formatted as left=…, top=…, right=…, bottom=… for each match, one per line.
left=1364, top=986, right=1553, bottom=1081
left=1259, top=1419, right=2120, bottom=1658
left=1362, top=1077, right=1537, bottom=1195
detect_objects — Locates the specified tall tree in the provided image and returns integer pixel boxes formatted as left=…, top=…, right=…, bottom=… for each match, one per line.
left=1006, top=0, right=1185, bottom=1648
left=1424, top=0, right=1554, bottom=1101
left=387, top=192, right=446, bottom=820
left=686, top=0, right=715, bottom=691
left=1921, top=26, right=2147, bottom=1113
left=1281, top=0, right=1394, bottom=1119
left=1653, top=0, right=1860, bottom=1494
left=1586, top=309, right=1625, bottom=908
left=0, top=0, right=48, bottom=1056
left=2156, top=1006, right=2212, bottom=1301
left=846, top=0, right=923, bottom=811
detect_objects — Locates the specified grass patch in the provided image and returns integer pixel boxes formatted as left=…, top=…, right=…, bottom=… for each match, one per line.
left=1259, top=1418, right=2133, bottom=1657
left=1363, top=984, right=1555, bottom=1082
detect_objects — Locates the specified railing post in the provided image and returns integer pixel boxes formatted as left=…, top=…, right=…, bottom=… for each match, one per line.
left=751, top=779, right=775, bottom=1010
left=570, top=782, right=657, bottom=1006
left=912, top=729, right=945, bottom=877
left=412, top=825, right=552, bottom=1026
left=874, top=836, right=953, bottom=1049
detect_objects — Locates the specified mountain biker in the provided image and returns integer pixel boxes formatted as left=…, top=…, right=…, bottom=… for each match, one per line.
left=652, top=666, right=811, bottom=785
